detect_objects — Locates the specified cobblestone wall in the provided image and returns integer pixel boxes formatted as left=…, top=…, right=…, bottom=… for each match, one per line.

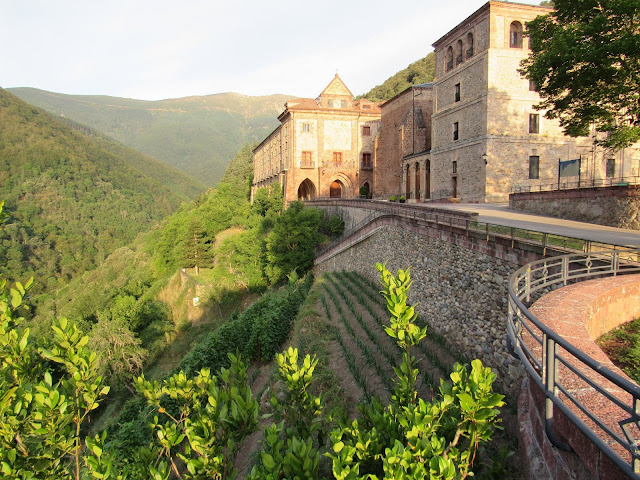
left=314, top=224, right=525, bottom=396
left=510, top=185, right=640, bottom=230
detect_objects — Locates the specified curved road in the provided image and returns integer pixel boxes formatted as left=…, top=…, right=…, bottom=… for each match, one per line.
left=423, top=203, right=640, bottom=248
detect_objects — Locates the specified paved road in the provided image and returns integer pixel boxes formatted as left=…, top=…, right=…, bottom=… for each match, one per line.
left=423, top=203, right=640, bottom=248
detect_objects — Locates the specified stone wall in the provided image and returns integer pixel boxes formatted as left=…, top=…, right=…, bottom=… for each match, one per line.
left=314, top=224, right=526, bottom=396
left=510, top=185, right=640, bottom=230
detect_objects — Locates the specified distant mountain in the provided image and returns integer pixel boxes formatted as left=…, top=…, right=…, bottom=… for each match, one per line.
left=0, top=88, right=202, bottom=298
left=9, top=88, right=292, bottom=186
left=359, top=53, right=436, bottom=102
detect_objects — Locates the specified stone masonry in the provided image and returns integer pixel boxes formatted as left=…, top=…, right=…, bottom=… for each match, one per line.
left=314, top=224, right=525, bottom=397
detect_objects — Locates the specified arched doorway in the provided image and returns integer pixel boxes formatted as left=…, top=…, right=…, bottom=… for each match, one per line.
left=330, top=180, right=343, bottom=198
left=415, top=162, right=421, bottom=201
left=297, top=179, right=316, bottom=201
left=360, top=181, right=370, bottom=199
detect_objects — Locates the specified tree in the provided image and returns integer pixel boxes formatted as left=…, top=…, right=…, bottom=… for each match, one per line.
left=519, top=0, right=640, bottom=149
left=264, top=201, right=325, bottom=284
left=181, top=217, right=214, bottom=275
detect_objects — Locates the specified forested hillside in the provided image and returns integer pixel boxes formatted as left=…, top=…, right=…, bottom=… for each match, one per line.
left=359, top=53, right=436, bottom=101
left=9, top=88, right=292, bottom=185
left=0, top=88, right=202, bottom=300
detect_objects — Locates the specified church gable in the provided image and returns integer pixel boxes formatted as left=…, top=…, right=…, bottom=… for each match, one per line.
left=321, top=74, right=354, bottom=98
left=318, top=74, right=355, bottom=109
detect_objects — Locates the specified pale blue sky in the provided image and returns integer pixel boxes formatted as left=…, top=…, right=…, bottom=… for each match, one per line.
left=2, top=0, right=543, bottom=100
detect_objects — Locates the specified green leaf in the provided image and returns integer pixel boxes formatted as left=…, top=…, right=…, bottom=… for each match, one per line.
left=262, top=453, right=275, bottom=469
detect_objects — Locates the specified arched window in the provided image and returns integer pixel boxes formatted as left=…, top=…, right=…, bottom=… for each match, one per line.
left=446, top=46, right=454, bottom=72
left=456, top=40, right=464, bottom=65
left=510, top=21, right=523, bottom=48
left=466, top=33, right=474, bottom=58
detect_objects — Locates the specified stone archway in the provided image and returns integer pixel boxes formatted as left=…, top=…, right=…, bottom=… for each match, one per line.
left=360, top=181, right=370, bottom=198
left=330, top=180, right=343, bottom=198
left=297, top=179, right=316, bottom=201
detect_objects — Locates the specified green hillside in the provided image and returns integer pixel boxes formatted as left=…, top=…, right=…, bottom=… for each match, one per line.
left=0, top=88, right=200, bottom=298
left=359, top=53, right=436, bottom=101
left=9, top=88, right=292, bottom=186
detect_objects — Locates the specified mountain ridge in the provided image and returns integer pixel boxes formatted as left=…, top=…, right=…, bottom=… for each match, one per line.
left=9, top=88, right=293, bottom=185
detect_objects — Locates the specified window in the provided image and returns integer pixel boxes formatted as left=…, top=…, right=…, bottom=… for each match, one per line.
left=466, top=33, right=474, bottom=58
left=301, top=151, right=313, bottom=168
left=606, top=158, right=616, bottom=177
left=446, top=46, right=454, bottom=72
left=529, top=156, right=540, bottom=179
left=362, top=125, right=371, bottom=136
left=340, top=100, right=347, bottom=108
left=456, top=40, right=464, bottom=65
left=333, top=152, right=342, bottom=164
left=327, top=100, right=333, bottom=108
left=363, top=104, right=371, bottom=110
left=453, top=122, right=459, bottom=141
left=529, top=79, right=537, bottom=92
left=361, top=153, right=372, bottom=169
left=454, top=83, right=461, bottom=102
left=510, top=21, right=523, bottom=48
left=529, top=113, right=539, bottom=134
left=302, top=123, right=311, bottom=133
left=452, top=161, right=457, bottom=173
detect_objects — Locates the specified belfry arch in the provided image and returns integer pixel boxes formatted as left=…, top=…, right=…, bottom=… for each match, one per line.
left=297, top=178, right=316, bottom=201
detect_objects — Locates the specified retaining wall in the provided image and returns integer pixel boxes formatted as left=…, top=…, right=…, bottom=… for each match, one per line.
left=314, top=216, right=546, bottom=396
left=510, top=185, right=640, bottom=230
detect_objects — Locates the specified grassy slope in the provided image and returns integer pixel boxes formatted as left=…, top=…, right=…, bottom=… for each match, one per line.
left=9, top=88, right=292, bottom=186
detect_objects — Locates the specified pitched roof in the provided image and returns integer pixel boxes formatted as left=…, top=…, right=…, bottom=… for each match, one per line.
left=320, top=74, right=354, bottom=98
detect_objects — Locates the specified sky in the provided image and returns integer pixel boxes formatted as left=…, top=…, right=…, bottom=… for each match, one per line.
left=2, top=0, right=543, bottom=101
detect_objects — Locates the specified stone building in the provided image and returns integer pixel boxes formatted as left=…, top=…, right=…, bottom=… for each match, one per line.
left=429, top=0, right=640, bottom=203
left=376, top=84, right=433, bottom=201
left=252, top=75, right=381, bottom=203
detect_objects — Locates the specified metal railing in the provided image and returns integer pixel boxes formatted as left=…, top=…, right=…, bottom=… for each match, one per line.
left=507, top=249, right=640, bottom=478
left=513, top=175, right=640, bottom=194
left=309, top=199, right=637, bottom=259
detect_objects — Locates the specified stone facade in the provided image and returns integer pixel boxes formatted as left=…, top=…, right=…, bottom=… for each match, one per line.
left=376, top=85, right=433, bottom=201
left=252, top=75, right=381, bottom=203
left=430, top=1, right=640, bottom=203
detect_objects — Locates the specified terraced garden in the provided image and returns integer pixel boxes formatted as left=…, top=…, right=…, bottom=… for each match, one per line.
left=234, top=269, right=520, bottom=478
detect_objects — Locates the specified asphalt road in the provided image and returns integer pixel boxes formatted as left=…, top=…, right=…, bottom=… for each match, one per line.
left=425, top=203, right=640, bottom=248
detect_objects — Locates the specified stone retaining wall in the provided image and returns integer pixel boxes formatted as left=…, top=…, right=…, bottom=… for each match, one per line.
left=314, top=224, right=526, bottom=396
left=510, top=185, right=640, bottom=230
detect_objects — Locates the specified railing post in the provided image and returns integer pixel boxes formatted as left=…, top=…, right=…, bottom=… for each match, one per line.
left=562, top=256, right=569, bottom=286
left=525, top=266, right=532, bottom=303
left=544, top=336, right=573, bottom=452
left=613, top=251, right=619, bottom=276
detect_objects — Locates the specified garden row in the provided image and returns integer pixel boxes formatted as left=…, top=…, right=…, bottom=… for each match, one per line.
left=319, top=270, right=464, bottom=405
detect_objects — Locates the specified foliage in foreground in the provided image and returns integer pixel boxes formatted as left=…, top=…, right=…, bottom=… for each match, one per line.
left=249, top=265, right=505, bottom=479
left=519, top=0, right=640, bottom=149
